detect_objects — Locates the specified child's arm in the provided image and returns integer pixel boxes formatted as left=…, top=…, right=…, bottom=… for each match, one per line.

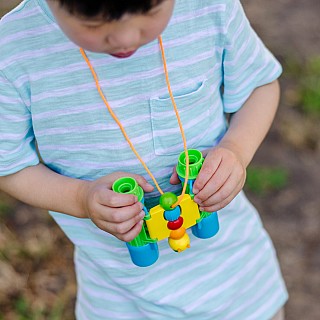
left=0, top=164, right=153, bottom=241
left=192, top=79, right=280, bottom=212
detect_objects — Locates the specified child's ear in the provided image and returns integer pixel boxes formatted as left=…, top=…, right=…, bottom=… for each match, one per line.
left=169, top=167, right=180, bottom=185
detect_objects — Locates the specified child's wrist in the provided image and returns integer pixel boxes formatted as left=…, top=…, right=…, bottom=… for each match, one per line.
left=76, top=179, right=92, bottom=219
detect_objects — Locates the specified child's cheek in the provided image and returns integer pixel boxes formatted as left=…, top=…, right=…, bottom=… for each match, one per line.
left=69, top=32, right=104, bottom=52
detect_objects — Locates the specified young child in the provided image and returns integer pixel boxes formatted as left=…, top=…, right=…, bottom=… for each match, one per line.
left=0, top=0, right=288, bottom=319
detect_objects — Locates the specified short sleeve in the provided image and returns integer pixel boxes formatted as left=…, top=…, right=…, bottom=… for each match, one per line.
left=222, top=0, right=282, bottom=113
left=0, top=72, right=39, bottom=176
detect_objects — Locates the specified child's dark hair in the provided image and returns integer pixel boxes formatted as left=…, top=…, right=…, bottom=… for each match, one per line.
left=54, top=0, right=165, bottom=21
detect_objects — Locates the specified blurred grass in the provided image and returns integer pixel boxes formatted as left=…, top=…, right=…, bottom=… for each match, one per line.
left=284, top=55, right=320, bottom=118
left=0, top=200, right=13, bottom=220
left=300, top=57, right=320, bottom=117
left=11, top=294, right=68, bottom=320
left=0, top=294, right=68, bottom=320
left=0, top=206, right=76, bottom=319
left=246, top=166, right=289, bottom=195
left=280, top=55, right=320, bottom=151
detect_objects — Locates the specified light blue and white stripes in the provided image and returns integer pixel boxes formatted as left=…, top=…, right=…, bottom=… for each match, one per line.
left=0, top=0, right=287, bottom=318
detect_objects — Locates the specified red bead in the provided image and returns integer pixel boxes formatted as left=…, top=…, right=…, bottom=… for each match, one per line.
left=167, top=216, right=183, bottom=230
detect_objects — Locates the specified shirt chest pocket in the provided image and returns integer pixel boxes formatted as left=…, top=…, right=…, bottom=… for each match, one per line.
left=149, top=78, right=219, bottom=156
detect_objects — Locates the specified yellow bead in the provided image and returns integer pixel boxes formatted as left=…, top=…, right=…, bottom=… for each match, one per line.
left=168, top=233, right=190, bottom=252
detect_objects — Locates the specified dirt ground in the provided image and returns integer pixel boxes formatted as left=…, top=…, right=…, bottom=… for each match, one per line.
left=1, top=1, right=320, bottom=319
left=241, top=1, right=320, bottom=319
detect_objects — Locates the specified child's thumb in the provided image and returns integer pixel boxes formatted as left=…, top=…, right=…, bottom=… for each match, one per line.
left=169, top=167, right=180, bottom=185
left=131, top=174, right=154, bottom=192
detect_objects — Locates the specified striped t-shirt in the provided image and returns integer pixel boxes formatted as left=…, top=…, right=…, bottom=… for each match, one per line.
left=0, top=0, right=288, bottom=319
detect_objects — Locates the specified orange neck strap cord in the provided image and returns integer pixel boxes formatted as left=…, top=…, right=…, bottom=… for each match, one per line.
left=79, top=35, right=189, bottom=208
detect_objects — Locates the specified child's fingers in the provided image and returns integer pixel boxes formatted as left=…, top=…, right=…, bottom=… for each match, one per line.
left=93, top=204, right=145, bottom=239
left=169, top=167, right=180, bottom=185
left=119, top=220, right=144, bottom=242
left=193, top=150, right=230, bottom=204
left=193, top=150, right=222, bottom=194
left=97, top=218, right=144, bottom=242
left=105, top=212, right=144, bottom=236
left=99, top=201, right=144, bottom=223
left=198, top=176, right=244, bottom=212
left=193, top=165, right=230, bottom=204
left=128, top=173, right=154, bottom=192
left=98, top=189, right=139, bottom=208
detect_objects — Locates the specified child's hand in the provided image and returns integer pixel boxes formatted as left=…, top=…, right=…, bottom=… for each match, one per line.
left=79, top=172, right=154, bottom=242
left=169, top=146, right=246, bottom=212
left=192, top=147, right=246, bottom=212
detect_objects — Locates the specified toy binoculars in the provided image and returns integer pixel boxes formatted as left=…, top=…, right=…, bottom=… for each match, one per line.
left=112, top=149, right=219, bottom=267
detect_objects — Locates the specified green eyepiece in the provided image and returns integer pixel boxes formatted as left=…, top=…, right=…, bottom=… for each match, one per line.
left=176, top=149, right=203, bottom=179
left=112, top=177, right=144, bottom=202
